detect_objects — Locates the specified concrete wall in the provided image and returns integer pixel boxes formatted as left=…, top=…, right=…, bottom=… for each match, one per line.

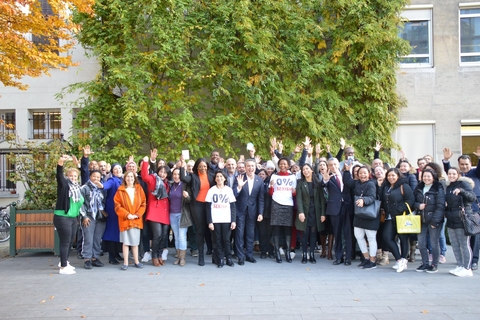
left=396, top=0, right=480, bottom=164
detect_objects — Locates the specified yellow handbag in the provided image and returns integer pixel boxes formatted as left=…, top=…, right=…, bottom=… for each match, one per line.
left=396, top=203, right=421, bottom=234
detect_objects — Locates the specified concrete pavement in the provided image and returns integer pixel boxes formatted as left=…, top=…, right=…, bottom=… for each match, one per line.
left=0, top=243, right=479, bottom=319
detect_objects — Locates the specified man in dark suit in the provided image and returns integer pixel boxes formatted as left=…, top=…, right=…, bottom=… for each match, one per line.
left=233, top=159, right=265, bottom=265
left=321, top=157, right=353, bottom=266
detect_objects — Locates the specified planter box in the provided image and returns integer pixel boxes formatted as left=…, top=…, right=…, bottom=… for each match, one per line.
left=9, top=204, right=59, bottom=256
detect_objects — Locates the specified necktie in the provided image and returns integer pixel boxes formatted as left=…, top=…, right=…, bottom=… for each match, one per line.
left=334, top=175, right=341, bottom=190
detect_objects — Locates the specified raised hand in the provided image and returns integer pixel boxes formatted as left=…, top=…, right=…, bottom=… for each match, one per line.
left=315, top=143, right=323, bottom=157
left=218, top=158, right=225, bottom=169
left=374, top=141, right=382, bottom=152
left=255, top=155, right=261, bottom=164
left=326, top=144, right=331, bottom=153
left=340, top=138, right=346, bottom=149
left=236, top=174, right=247, bottom=188
left=83, top=145, right=93, bottom=157
left=294, top=144, right=303, bottom=153
left=128, top=155, right=134, bottom=163
left=399, top=150, right=406, bottom=161
left=473, top=146, right=480, bottom=158
left=270, top=137, right=277, bottom=149
left=278, top=140, right=284, bottom=154
left=150, top=148, right=158, bottom=161
left=303, top=136, right=312, bottom=148
left=72, top=155, right=79, bottom=167
left=443, top=147, right=453, bottom=161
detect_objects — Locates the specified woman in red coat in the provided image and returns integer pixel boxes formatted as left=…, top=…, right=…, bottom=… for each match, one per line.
left=141, top=157, right=170, bottom=266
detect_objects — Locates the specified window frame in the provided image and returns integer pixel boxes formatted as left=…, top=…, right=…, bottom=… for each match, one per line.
left=399, top=7, right=434, bottom=68
left=459, top=3, right=480, bottom=66
left=29, top=110, right=62, bottom=140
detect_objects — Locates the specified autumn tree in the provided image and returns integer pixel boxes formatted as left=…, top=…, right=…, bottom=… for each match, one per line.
left=0, top=0, right=93, bottom=90
left=63, top=0, right=410, bottom=163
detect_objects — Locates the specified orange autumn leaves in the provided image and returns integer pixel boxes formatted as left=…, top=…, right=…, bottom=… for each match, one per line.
left=0, top=0, right=94, bottom=90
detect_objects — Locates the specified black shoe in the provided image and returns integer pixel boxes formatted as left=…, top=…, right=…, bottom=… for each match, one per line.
left=358, top=258, right=368, bottom=268
left=206, top=249, right=213, bottom=255
left=260, top=252, right=267, bottom=259
left=217, top=263, right=223, bottom=268
left=426, top=264, right=438, bottom=274
left=285, top=250, right=292, bottom=263
left=344, top=259, right=351, bottom=266
left=108, top=258, right=119, bottom=265
left=275, top=251, right=282, bottom=263
left=238, top=259, right=245, bottom=266
left=77, top=253, right=83, bottom=259
left=246, top=256, right=257, bottom=263
left=226, top=259, right=235, bottom=267
left=363, top=260, right=377, bottom=269
left=198, top=254, right=205, bottom=266
left=114, top=254, right=123, bottom=261
left=309, top=253, right=316, bottom=264
left=301, top=253, right=308, bottom=264
left=268, top=252, right=275, bottom=259
left=333, top=259, right=344, bottom=265
left=91, top=259, right=104, bottom=267
left=416, top=263, right=429, bottom=272
left=84, top=260, right=93, bottom=269
left=472, top=263, right=478, bottom=270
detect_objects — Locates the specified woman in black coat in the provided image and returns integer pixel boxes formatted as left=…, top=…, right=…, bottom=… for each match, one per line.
left=445, top=167, right=477, bottom=277
left=344, top=165, right=379, bottom=269
left=413, top=169, right=445, bottom=273
left=295, top=164, right=325, bottom=264
left=380, top=168, right=414, bottom=273
left=179, top=158, right=214, bottom=266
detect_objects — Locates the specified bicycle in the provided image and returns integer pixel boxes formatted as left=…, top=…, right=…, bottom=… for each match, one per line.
left=0, top=203, right=12, bottom=242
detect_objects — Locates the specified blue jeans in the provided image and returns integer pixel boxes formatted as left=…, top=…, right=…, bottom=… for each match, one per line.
left=170, top=213, right=188, bottom=250
left=419, top=223, right=442, bottom=266
left=427, top=218, right=447, bottom=255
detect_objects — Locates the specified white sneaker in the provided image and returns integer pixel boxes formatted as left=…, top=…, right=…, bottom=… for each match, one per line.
left=455, top=267, right=473, bottom=277
left=57, top=261, right=75, bottom=270
left=279, top=248, right=285, bottom=256
left=449, top=266, right=462, bottom=274
left=290, top=251, right=296, bottom=259
left=392, top=261, right=400, bottom=270
left=396, top=258, right=407, bottom=273
left=59, top=267, right=76, bottom=275
left=162, top=249, right=169, bottom=261
left=142, top=251, right=152, bottom=262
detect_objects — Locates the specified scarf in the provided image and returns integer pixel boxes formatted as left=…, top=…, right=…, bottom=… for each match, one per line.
left=87, top=180, right=104, bottom=217
left=68, top=179, right=81, bottom=203
left=151, top=174, right=168, bottom=200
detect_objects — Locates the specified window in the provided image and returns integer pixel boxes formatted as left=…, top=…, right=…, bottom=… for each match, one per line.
left=30, top=111, right=61, bottom=139
left=461, top=124, right=480, bottom=160
left=0, top=154, right=16, bottom=192
left=31, top=0, right=59, bottom=54
left=0, top=112, right=16, bottom=136
left=460, top=6, right=480, bottom=64
left=399, top=8, right=433, bottom=67
left=393, top=121, right=436, bottom=163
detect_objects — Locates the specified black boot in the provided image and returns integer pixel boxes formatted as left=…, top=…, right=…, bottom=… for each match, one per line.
left=274, top=236, right=282, bottom=263
left=198, top=249, right=205, bottom=266
left=301, top=252, right=308, bottom=264
left=285, top=236, right=292, bottom=263
left=309, top=252, right=316, bottom=264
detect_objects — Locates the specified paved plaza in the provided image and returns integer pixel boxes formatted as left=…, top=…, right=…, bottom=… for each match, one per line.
left=0, top=242, right=479, bottom=320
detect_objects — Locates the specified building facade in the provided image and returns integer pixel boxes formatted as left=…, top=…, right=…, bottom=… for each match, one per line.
left=395, top=0, right=480, bottom=165
left=1, top=1, right=479, bottom=205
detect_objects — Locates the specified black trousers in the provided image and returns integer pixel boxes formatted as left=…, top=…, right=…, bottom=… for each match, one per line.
left=212, top=223, right=232, bottom=265
left=149, top=221, right=169, bottom=258
left=54, top=215, right=78, bottom=267
left=258, top=217, right=274, bottom=254
left=383, top=219, right=409, bottom=260
left=329, top=203, right=353, bottom=261
left=192, top=201, right=212, bottom=253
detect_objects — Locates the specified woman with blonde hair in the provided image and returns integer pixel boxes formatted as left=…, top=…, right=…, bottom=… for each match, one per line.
left=114, top=170, right=147, bottom=270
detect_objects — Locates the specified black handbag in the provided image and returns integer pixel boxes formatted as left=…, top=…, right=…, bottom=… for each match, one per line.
left=459, top=199, right=480, bottom=236
left=354, top=194, right=381, bottom=220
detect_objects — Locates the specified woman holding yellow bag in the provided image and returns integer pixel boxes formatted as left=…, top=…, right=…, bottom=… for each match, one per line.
left=413, top=169, right=445, bottom=274
left=380, top=168, right=415, bottom=273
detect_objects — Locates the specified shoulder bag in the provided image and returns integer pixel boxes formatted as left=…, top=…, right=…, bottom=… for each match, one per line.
left=459, top=198, right=480, bottom=236
left=396, top=202, right=421, bottom=234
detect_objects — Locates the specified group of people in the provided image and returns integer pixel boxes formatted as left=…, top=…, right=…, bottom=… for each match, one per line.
left=53, top=138, right=480, bottom=277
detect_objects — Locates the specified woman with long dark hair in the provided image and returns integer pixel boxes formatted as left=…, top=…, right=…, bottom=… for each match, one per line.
left=180, top=158, right=214, bottom=266
left=380, top=168, right=415, bottom=273
left=295, top=164, right=325, bottom=264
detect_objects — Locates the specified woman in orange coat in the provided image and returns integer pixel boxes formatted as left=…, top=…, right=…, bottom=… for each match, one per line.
left=114, top=170, right=147, bottom=270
